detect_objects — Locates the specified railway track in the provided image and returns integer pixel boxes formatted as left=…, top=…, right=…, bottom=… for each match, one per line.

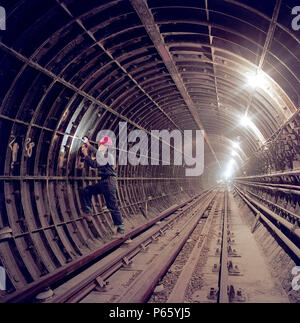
left=0, top=189, right=210, bottom=303
left=234, top=171, right=300, bottom=266
left=38, top=187, right=243, bottom=304
left=2, top=185, right=294, bottom=304
left=150, top=188, right=245, bottom=303
left=1, top=187, right=215, bottom=303
left=47, top=188, right=217, bottom=303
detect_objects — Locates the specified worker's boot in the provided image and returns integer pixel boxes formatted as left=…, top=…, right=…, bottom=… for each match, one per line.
left=111, top=224, right=125, bottom=238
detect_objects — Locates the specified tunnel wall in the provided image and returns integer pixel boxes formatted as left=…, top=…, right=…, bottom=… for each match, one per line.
left=239, top=110, right=300, bottom=176
left=0, top=125, right=202, bottom=295
left=0, top=105, right=202, bottom=294
left=0, top=1, right=205, bottom=295
left=0, top=53, right=203, bottom=296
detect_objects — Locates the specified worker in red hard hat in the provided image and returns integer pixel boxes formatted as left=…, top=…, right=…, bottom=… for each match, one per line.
left=80, top=136, right=125, bottom=237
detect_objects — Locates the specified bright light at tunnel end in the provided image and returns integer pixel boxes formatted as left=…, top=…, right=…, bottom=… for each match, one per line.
left=222, top=158, right=237, bottom=180
left=231, top=150, right=238, bottom=157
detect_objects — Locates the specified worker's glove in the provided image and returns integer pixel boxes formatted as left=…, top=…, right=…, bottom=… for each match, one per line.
left=82, top=137, right=90, bottom=146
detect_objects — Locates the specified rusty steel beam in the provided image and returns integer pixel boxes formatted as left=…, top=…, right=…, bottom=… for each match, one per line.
left=204, top=0, right=222, bottom=114
left=130, top=0, right=221, bottom=168
left=0, top=42, right=186, bottom=163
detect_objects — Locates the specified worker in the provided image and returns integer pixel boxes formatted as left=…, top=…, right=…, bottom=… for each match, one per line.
left=80, top=136, right=125, bottom=236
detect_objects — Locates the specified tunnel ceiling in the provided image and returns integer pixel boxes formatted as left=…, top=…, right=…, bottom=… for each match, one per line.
left=0, top=0, right=299, bottom=173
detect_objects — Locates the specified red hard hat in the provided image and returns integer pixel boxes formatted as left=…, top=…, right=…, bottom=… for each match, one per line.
left=98, top=136, right=113, bottom=146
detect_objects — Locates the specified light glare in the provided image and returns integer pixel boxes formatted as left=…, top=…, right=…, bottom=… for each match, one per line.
left=247, top=72, right=268, bottom=89
left=232, top=141, right=240, bottom=149
left=240, top=115, right=252, bottom=127
left=240, top=114, right=265, bottom=143
left=231, top=150, right=238, bottom=157
left=223, top=158, right=236, bottom=179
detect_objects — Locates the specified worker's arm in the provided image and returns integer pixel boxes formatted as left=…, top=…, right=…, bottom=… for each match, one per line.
left=82, top=137, right=98, bottom=154
left=87, top=144, right=98, bottom=154
left=84, top=155, right=99, bottom=168
left=81, top=144, right=98, bottom=168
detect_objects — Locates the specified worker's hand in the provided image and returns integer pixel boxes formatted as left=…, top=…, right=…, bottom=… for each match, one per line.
left=81, top=145, right=88, bottom=156
left=82, top=136, right=90, bottom=146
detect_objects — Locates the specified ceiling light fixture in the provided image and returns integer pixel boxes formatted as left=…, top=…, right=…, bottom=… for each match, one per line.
left=240, top=114, right=265, bottom=143
left=247, top=71, right=268, bottom=89
left=232, top=141, right=240, bottom=149
left=240, top=114, right=252, bottom=127
left=231, top=150, right=238, bottom=157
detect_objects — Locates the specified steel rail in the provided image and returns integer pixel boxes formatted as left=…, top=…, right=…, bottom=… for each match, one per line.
left=50, top=190, right=216, bottom=303
left=1, top=191, right=211, bottom=303
left=166, top=191, right=222, bottom=302
left=218, top=189, right=229, bottom=303
left=114, top=190, right=218, bottom=303
left=245, top=189, right=300, bottom=221
left=234, top=186, right=300, bottom=239
left=235, top=169, right=300, bottom=180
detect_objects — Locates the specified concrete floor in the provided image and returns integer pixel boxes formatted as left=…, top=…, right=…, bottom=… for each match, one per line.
left=229, top=191, right=290, bottom=303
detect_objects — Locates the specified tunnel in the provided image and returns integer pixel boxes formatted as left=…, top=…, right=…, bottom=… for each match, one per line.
left=0, top=0, right=299, bottom=304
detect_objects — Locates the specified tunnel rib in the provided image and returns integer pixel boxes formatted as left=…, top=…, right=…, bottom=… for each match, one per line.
left=56, top=0, right=188, bottom=134
left=130, top=0, right=221, bottom=169
left=0, top=41, right=192, bottom=166
left=245, top=0, right=282, bottom=116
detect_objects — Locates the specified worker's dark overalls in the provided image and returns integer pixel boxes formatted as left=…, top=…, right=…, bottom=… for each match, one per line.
left=81, top=149, right=124, bottom=232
